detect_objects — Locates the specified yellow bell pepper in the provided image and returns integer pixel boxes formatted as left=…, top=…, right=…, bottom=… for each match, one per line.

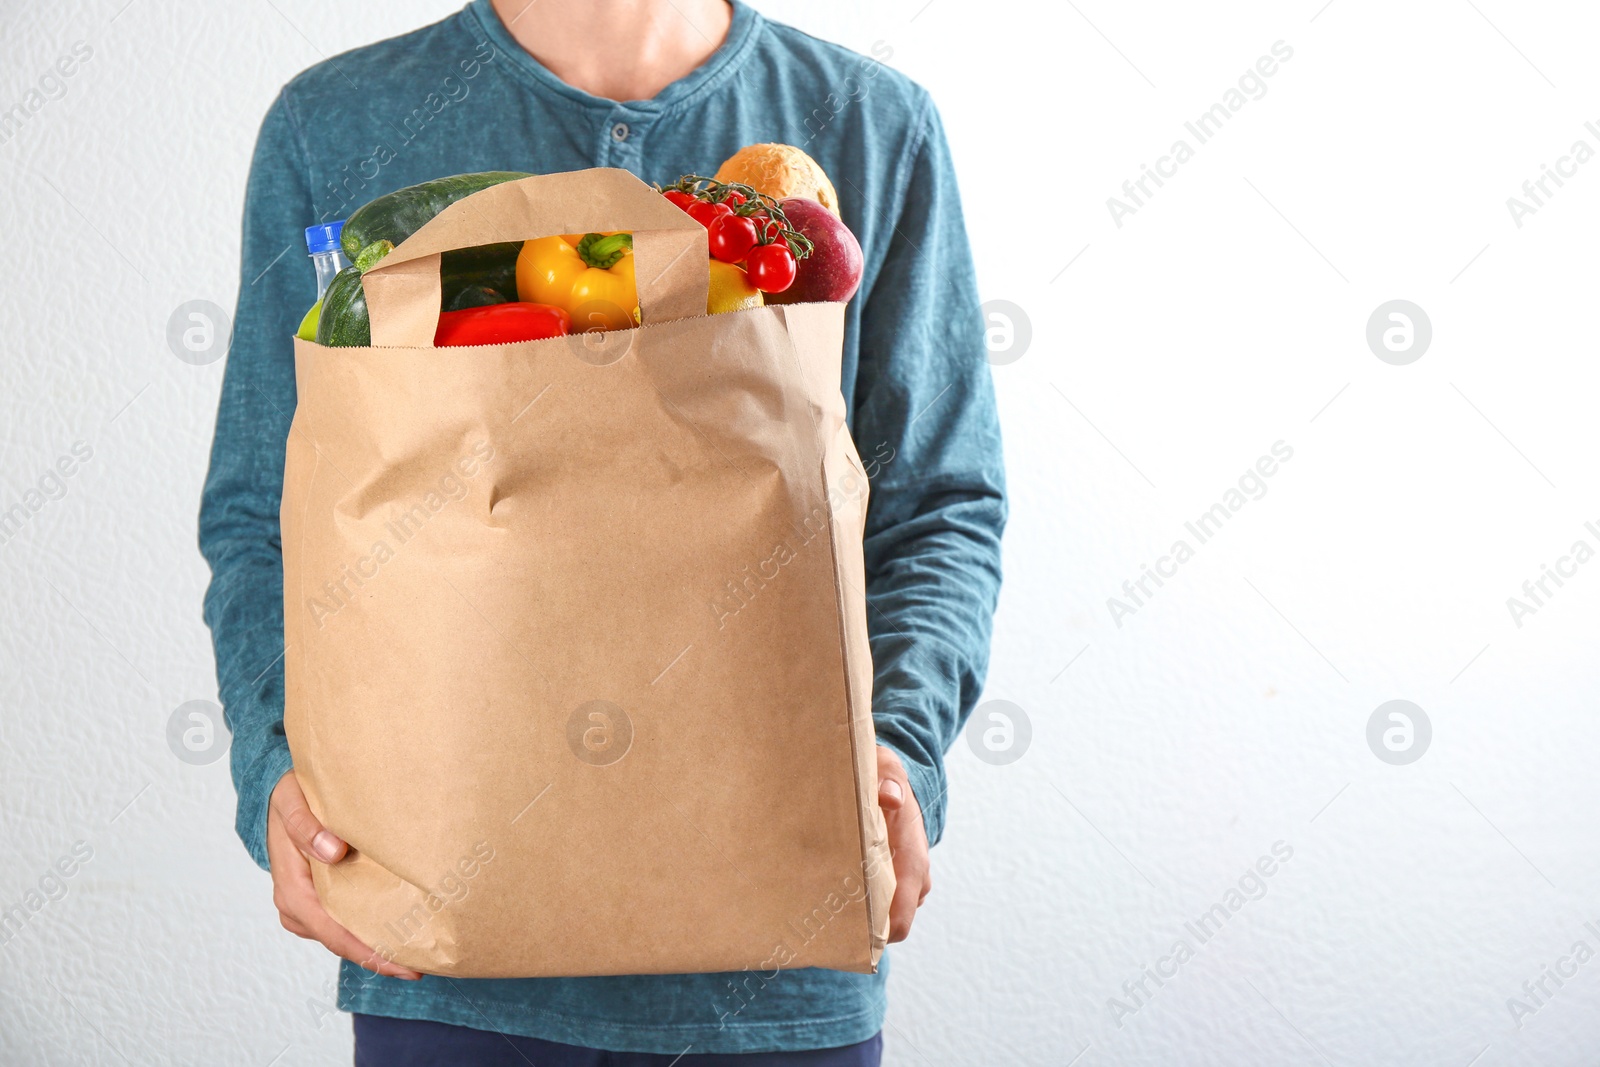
left=516, top=232, right=639, bottom=332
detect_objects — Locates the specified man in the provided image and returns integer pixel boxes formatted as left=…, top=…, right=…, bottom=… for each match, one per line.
left=200, top=0, right=1004, bottom=1062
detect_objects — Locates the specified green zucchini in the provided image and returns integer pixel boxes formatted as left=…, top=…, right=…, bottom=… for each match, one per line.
left=341, top=172, right=530, bottom=266
left=315, top=265, right=369, bottom=347
left=445, top=284, right=512, bottom=311
left=317, top=172, right=534, bottom=347
left=439, top=242, right=521, bottom=303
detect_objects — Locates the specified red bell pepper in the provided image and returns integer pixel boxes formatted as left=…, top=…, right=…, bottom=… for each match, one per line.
left=434, top=302, right=572, bottom=347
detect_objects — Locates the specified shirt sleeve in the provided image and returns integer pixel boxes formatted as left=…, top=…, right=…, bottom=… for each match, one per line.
left=198, top=90, right=314, bottom=870
left=854, top=97, right=1007, bottom=847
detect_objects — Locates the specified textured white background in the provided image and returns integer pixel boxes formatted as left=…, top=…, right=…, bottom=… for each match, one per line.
left=3, top=1, right=1599, bottom=1064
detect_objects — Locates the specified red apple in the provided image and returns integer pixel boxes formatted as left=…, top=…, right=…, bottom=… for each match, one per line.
left=765, top=197, right=864, bottom=305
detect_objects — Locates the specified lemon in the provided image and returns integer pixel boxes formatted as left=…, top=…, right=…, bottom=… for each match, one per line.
left=707, top=260, right=762, bottom=315
left=296, top=299, right=321, bottom=341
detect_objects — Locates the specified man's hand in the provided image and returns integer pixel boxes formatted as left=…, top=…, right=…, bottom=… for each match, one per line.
left=266, top=772, right=422, bottom=979
left=876, top=745, right=931, bottom=943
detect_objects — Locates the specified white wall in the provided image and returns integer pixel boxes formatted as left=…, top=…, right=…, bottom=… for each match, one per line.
left=4, top=1, right=1598, bottom=1064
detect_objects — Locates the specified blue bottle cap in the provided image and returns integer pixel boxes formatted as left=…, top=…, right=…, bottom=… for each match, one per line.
left=304, top=220, right=345, bottom=255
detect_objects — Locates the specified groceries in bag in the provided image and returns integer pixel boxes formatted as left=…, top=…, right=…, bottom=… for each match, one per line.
left=303, top=147, right=861, bottom=348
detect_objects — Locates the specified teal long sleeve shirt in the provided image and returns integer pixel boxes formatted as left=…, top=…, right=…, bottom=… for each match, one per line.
left=198, top=0, right=1004, bottom=1053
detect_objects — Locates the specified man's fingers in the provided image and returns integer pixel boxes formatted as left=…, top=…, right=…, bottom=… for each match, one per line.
left=885, top=821, right=926, bottom=942
left=888, top=881, right=918, bottom=943
left=265, top=773, right=411, bottom=976
left=304, top=908, right=423, bottom=980
left=273, top=858, right=423, bottom=980
left=287, top=806, right=346, bottom=863
left=874, top=745, right=929, bottom=943
left=272, top=775, right=348, bottom=864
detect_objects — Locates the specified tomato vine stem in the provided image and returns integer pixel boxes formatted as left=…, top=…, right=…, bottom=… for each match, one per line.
left=655, top=174, right=815, bottom=259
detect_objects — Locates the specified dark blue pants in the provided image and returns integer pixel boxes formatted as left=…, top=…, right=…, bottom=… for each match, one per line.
left=352, top=1015, right=883, bottom=1067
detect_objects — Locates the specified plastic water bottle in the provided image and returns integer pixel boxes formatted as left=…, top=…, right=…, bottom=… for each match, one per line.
left=304, top=221, right=349, bottom=297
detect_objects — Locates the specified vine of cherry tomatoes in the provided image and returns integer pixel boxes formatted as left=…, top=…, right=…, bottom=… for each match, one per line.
left=658, top=175, right=813, bottom=294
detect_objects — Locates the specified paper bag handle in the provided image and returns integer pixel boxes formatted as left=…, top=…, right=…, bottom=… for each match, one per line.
left=359, top=168, right=710, bottom=347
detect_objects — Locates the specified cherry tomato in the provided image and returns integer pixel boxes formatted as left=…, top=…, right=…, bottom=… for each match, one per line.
left=687, top=199, right=732, bottom=228
left=708, top=214, right=759, bottom=263
left=749, top=214, right=786, bottom=246
left=663, top=189, right=694, bottom=211
left=746, top=243, right=797, bottom=293
left=722, top=191, right=746, bottom=207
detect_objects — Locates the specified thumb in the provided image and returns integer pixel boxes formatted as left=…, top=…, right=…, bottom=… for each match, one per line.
left=878, top=775, right=905, bottom=811
left=273, top=774, right=347, bottom=864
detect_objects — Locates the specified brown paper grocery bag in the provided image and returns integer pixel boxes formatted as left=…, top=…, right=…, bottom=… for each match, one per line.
left=280, top=169, right=894, bottom=978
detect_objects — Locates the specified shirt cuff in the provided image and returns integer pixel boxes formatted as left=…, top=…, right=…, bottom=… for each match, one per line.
left=236, top=740, right=295, bottom=871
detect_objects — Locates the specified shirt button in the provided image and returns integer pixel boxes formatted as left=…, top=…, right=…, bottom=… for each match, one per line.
left=611, top=122, right=629, bottom=142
